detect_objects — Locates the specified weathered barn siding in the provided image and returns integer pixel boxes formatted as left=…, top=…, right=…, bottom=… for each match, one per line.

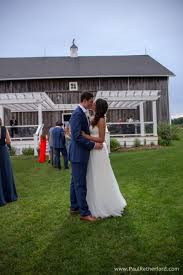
left=0, top=77, right=169, bottom=126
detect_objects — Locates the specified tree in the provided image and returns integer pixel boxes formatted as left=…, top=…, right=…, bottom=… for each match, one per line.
left=171, top=117, right=183, bottom=125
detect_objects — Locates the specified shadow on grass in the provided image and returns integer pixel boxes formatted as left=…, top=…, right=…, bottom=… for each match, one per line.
left=31, top=208, right=147, bottom=274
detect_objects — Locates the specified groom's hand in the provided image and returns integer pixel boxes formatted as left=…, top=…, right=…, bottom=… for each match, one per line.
left=95, top=143, right=103, bottom=150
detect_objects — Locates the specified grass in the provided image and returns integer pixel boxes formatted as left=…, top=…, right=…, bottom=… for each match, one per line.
left=0, top=133, right=183, bottom=274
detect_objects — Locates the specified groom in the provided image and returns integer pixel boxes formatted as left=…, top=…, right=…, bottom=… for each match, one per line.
left=69, top=92, right=103, bottom=222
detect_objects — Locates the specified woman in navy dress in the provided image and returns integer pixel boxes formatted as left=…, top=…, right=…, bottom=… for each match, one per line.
left=0, top=118, right=18, bottom=206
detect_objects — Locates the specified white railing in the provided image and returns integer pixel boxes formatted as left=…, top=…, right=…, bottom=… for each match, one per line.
left=6, top=124, right=43, bottom=156
left=6, top=125, right=39, bottom=140
left=107, top=122, right=154, bottom=137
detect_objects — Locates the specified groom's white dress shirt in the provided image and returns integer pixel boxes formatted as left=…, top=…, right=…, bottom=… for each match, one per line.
left=78, top=104, right=90, bottom=126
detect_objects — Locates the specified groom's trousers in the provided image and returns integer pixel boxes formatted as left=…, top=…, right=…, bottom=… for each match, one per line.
left=70, top=162, right=91, bottom=217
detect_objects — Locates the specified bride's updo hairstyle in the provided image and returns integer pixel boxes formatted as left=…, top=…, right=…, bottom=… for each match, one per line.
left=91, top=99, right=108, bottom=127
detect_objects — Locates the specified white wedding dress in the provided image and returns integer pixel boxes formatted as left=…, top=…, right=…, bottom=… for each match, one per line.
left=86, top=126, right=127, bottom=218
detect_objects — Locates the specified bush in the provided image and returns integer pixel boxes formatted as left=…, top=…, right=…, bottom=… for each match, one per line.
left=170, top=125, right=180, bottom=140
left=110, top=138, right=121, bottom=152
left=9, top=146, right=16, bottom=156
left=22, top=147, right=34, bottom=156
left=134, top=138, right=141, bottom=147
left=158, top=137, right=171, bottom=146
left=158, top=124, right=171, bottom=146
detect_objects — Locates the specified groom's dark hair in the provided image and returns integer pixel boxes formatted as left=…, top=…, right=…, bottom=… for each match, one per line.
left=80, top=92, right=93, bottom=102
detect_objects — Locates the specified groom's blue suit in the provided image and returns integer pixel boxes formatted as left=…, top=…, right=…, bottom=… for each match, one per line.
left=69, top=106, right=95, bottom=216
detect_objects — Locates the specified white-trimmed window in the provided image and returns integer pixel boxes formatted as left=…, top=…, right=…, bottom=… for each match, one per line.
left=69, top=82, right=78, bottom=91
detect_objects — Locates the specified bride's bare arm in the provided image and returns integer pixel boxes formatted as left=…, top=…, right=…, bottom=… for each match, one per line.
left=82, top=118, right=106, bottom=143
left=6, top=129, right=11, bottom=145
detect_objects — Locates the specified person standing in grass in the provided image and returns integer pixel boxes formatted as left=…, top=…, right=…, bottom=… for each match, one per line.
left=64, top=124, right=71, bottom=155
left=81, top=99, right=127, bottom=218
left=69, top=92, right=103, bottom=222
left=48, top=125, right=54, bottom=165
left=0, top=118, right=18, bottom=206
left=52, top=121, right=69, bottom=170
left=39, top=128, right=47, bottom=163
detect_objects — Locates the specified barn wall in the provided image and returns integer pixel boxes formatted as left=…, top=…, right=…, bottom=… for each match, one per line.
left=0, top=77, right=169, bottom=126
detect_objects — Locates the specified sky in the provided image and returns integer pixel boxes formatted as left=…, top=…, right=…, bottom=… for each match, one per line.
left=0, top=0, right=182, bottom=117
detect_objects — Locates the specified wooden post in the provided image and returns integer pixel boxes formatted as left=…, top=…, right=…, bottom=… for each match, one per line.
left=140, top=102, right=145, bottom=136
left=152, top=100, right=157, bottom=136
left=38, top=103, right=42, bottom=125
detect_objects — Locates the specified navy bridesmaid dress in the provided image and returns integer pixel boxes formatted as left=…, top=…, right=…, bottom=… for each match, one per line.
left=0, top=126, right=18, bottom=206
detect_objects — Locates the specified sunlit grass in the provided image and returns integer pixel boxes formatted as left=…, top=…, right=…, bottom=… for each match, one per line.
left=0, top=134, right=182, bottom=274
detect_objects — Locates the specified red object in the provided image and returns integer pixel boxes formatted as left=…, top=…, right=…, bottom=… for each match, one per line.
left=39, top=136, right=46, bottom=163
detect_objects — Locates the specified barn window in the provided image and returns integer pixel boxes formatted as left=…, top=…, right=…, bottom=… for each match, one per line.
left=69, top=82, right=78, bottom=91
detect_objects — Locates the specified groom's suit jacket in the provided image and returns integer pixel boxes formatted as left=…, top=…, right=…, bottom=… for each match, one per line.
left=69, top=106, right=95, bottom=163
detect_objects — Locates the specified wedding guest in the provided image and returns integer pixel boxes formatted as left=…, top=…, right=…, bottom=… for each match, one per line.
left=128, top=116, right=135, bottom=134
left=39, top=128, right=47, bottom=163
left=117, top=118, right=123, bottom=134
left=48, top=125, right=54, bottom=165
left=52, top=121, right=69, bottom=170
left=125, top=117, right=130, bottom=134
left=0, top=118, right=18, bottom=206
left=64, top=125, right=71, bottom=154
left=10, top=116, right=18, bottom=138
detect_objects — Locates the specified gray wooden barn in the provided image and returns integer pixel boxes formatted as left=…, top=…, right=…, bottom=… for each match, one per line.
left=0, top=41, right=174, bottom=149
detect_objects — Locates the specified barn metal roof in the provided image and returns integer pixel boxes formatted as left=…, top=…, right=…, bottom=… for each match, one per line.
left=0, top=55, right=174, bottom=81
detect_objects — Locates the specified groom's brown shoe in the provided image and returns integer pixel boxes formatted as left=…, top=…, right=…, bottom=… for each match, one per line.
left=80, top=215, right=97, bottom=222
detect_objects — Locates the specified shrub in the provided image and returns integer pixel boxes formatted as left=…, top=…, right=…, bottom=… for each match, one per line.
left=134, top=138, right=141, bottom=147
left=158, top=137, right=171, bottom=146
left=110, top=138, right=121, bottom=152
left=170, top=125, right=180, bottom=140
left=22, top=147, right=34, bottom=156
left=158, top=124, right=171, bottom=146
left=9, top=146, right=16, bottom=156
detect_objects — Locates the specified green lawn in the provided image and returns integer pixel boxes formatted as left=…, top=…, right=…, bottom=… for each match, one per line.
left=0, top=135, right=183, bottom=274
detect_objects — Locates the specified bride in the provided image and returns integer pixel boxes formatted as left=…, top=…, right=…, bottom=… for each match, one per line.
left=82, top=98, right=127, bottom=218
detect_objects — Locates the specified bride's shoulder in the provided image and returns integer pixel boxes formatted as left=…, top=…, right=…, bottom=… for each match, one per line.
left=97, top=117, right=106, bottom=129
left=98, top=117, right=106, bottom=124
